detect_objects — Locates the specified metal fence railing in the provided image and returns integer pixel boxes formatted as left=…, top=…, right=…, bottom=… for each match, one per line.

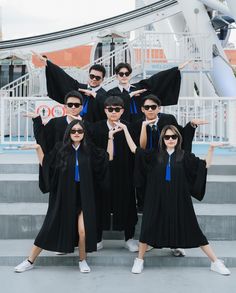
left=1, top=96, right=236, bottom=146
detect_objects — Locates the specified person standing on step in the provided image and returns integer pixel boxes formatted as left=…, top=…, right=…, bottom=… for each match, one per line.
left=90, top=96, right=138, bottom=252
left=14, top=120, right=119, bottom=273
left=114, top=122, right=230, bottom=276
left=32, top=51, right=107, bottom=122
left=107, top=61, right=190, bottom=122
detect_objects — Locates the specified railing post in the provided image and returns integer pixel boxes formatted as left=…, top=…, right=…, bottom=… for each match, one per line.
left=0, top=96, right=4, bottom=144
left=228, top=99, right=236, bottom=146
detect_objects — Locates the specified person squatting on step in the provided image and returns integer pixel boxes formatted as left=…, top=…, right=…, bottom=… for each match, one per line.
left=14, top=120, right=120, bottom=273
left=114, top=122, right=230, bottom=276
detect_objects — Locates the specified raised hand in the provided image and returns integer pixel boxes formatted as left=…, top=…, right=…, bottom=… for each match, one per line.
left=191, top=119, right=209, bottom=127
left=108, top=127, right=123, bottom=139
left=79, top=88, right=96, bottom=98
left=209, top=142, right=227, bottom=149
left=23, top=111, right=39, bottom=119
left=31, top=51, right=47, bottom=65
left=113, top=121, right=128, bottom=131
left=178, top=60, right=193, bottom=70
left=19, top=144, right=40, bottom=150
left=130, top=89, right=147, bottom=98
left=66, top=114, right=82, bottom=121
left=142, top=119, right=157, bottom=127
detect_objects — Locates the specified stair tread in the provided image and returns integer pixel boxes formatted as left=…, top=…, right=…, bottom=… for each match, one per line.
left=0, top=239, right=235, bottom=258
left=0, top=203, right=236, bottom=215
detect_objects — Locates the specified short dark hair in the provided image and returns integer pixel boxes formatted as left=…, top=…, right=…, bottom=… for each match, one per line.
left=64, top=90, right=83, bottom=105
left=142, top=94, right=161, bottom=107
left=89, top=64, right=106, bottom=78
left=115, top=63, right=132, bottom=75
left=104, top=96, right=124, bottom=108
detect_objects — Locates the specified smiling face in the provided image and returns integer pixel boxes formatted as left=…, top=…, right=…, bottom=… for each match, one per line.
left=163, top=129, right=178, bottom=149
left=141, top=99, right=161, bottom=120
left=88, top=69, right=104, bottom=88
left=70, top=123, right=84, bottom=144
left=116, top=67, right=131, bottom=86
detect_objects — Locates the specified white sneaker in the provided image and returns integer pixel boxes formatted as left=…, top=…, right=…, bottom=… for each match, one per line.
left=131, top=258, right=144, bottom=274
left=97, top=241, right=103, bottom=251
left=171, top=248, right=186, bottom=257
left=55, top=252, right=67, bottom=255
left=14, top=259, right=34, bottom=273
left=146, top=245, right=154, bottom=252
left=124, top=239, right=139, bottom=252
left=79, top=260, right=91, bottom=273
left=211, top=259, right=231, bottom=276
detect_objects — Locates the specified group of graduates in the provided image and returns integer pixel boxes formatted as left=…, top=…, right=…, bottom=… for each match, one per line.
left=14, top=54, right=230, bottom=275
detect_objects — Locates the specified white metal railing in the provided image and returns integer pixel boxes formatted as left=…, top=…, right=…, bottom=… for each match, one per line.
left=1, top=96, right=236, bottom=146
left=0, top=73, right=30, bottom=97
left=163, top=97, right=236, bottom=144
left=134, top=32, right=212, bottom=72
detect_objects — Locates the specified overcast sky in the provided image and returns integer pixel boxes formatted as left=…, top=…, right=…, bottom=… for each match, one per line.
left=0, top=0, right=235, bottom=45
left=0, top=0, right=135, bottom=40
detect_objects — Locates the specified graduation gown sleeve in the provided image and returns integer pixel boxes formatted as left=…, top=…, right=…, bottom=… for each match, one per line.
left=134, top=147, right=155, bottom=188
left=46, top=60, right=80, bottom=104
left=39, top=143, right=61, bottom=193
left=183, top=152, right=207, bottom=201
left=137, top=67, right=181, bottom=106
left=91, top=146, right=110, bottom=191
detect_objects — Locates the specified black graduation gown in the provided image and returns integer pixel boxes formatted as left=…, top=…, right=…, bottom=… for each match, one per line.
left=130, top=113, right=195, bottom=153
left=91, top=120, right=138, bottom=231
left=134, top=148, right=208, bottom=248
left=35, top=143, right=109, bottom=253
left=32, top=115, right=91, bottom=154
left=107, top=67, right=181, bottom=122
left=45, top=60, right=107, bottom=122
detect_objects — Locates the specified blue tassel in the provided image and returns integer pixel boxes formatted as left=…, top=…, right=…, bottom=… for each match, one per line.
left=148, top=126, right=152, bottom=150
left=80, top=97, right=89, bottom=116
left=132, top=99, right=137, bottom=114
left=75, top=149, right=80, bottom=182
left=165, top=155, right=171, bottom=181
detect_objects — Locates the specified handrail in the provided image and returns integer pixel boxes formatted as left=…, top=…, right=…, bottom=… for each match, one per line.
left=0, top=0, right=178, bottom=49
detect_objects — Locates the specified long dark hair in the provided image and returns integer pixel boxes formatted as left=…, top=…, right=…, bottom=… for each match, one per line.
left=58, top=120, right=88, bottom=170
left=158, top=125, right=184, bottom=162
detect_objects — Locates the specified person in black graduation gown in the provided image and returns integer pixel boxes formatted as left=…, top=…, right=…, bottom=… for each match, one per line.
left=25, top=90, right=85, bottom=154
left=107, top=61, right=189, bottom=122
left=130, top=94, right=208, bottom=214
left=115, top=123, right=231, bottom=276
left=90, top=96, right=139, bottom=252
left=14, top=120, right=117, bottom=273
left=32, top=52, right=107, bottom=122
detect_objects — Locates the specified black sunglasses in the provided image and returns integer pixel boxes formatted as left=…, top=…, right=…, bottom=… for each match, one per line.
left=70, top=129, right=84, bottom=135
left=89, top=74, right=102, bottom=81
left=143, top=105, right=158, bottom=111
left=163, top=134, right=178, bottom=140
left=106, top=107, right=123, bottom=113
left=118, top=72, right=130, bottom=77
left=67, top=103, right=82, bottom=108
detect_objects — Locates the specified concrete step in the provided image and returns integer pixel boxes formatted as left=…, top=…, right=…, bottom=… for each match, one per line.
left=0, top=239, right=235, bottom=267
left=0, top=203, right=235, bottom=240
left=1, top=174, right=236, bottom=204
left=0, top=174, right=47, bottom=203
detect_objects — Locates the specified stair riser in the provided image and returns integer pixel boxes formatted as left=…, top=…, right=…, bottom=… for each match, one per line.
left=0, top=215, right=235, bottom=240
left=0, top=181, right=235, bottom=204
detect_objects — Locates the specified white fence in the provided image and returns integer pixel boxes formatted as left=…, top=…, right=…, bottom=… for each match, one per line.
left=1, top=96, right=236, bottom=146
